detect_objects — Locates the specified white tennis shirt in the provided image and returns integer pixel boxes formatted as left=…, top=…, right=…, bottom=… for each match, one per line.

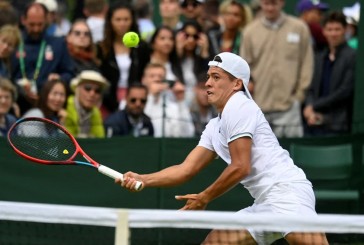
left=198, top=92, right=310, bottom=202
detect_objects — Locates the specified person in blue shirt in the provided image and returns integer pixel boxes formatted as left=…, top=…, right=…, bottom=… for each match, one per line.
left=104, top=83, right=154, bottom=137
left=11, top=2, right=74, bottom=115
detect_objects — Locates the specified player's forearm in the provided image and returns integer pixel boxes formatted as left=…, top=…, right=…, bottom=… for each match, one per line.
left=200, top=164, right=248, bottom=204
left=142, top=164, right=193, bottom=187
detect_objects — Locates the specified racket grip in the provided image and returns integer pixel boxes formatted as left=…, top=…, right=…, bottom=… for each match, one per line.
left=98, top=165, right=143, bottom=191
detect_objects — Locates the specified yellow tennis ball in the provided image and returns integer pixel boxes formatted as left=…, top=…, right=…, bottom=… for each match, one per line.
left=122, top=32, right=140, bottom=48
left=63, top=149, right=69, bottom=154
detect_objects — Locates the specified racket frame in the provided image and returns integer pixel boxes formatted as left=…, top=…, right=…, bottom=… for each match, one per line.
left=7, top=117, right=142, bottom=191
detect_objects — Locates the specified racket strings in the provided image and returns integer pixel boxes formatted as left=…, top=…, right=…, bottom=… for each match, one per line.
left=9, top=120, right=76, bottom=161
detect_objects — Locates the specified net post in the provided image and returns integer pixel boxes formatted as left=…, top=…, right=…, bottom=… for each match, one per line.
left=114, top=209, right=130, bottom=245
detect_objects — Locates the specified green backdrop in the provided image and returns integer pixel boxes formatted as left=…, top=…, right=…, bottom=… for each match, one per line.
left=1, top=134, right=363, bottom=214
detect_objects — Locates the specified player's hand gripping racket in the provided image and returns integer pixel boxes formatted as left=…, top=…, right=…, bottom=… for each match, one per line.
left=7, top=117, right=143, bottom=191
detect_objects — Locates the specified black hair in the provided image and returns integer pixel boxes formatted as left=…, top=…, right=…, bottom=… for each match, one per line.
left=127, top=83, right=148, bottom=95
left=323, top=11, right=347, bottom=27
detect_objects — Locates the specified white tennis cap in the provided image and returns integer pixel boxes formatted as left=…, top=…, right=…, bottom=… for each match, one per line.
left=208, top=52, right=252, bottom=99
left=70, top=70, right=109, bottom=92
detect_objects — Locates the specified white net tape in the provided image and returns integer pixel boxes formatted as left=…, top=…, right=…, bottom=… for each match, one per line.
left=1, top=201, right=364, bottom=234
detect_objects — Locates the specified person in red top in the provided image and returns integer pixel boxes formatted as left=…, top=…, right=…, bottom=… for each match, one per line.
left=296, top=0, right=329, bottom=53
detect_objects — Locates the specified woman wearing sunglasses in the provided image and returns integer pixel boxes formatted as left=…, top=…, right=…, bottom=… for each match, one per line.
left=64, top=70, right=109, bottom=138
left=66, top=19, right=100, bottom=74
left=176, top=20, right=210, bottom=108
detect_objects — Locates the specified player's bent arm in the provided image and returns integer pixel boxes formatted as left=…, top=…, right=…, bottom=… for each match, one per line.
left=199, top=137, right=252, bottom=204
left=142, top=146, right=217, bottom=187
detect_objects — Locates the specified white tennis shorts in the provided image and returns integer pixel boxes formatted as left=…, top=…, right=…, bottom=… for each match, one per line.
left=238, top=181, right=316, bottom=245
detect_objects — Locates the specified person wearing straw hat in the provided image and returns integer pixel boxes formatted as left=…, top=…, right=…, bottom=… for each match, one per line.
left=118, top=52, right=328, bottom=244
left=64, top=70, right=109, bottom=138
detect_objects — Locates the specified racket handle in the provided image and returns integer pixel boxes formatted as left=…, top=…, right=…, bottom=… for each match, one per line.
left=98, top=165, right=143, bottom=191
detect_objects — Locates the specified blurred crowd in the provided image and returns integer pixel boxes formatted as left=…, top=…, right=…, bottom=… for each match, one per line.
left=0, top=0, right=360, bottom=138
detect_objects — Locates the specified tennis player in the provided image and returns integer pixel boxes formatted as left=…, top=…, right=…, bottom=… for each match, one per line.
left=118, top=52, right=328, bottom=245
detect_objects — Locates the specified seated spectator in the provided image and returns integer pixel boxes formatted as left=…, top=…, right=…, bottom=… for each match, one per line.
left=303, top=11, right=355, bottom=136
left=66, top=19, right=99, bottom=74
left=190, top=72, right=217, bottom=136
left=0, top=2, right=18, bottom=27
left=96, top=0, right=150, bottom=115
left=142, top=63, right=195, bottom=138
left=176, top=20, right=209, bottom=108
left=84, top=0, right=108, bottom=44
left=149, top=25, right=184, bottom=84
left=159, top=0, right=183, bottom=31
left=22, top=79, right=67, bottom=124
left=104, top=83, right=153, bottom=137
left=11, top=3, right=74, bottom=115
left=180, top=0, right=205, bottom=28
left=133, top=0, right=156, bottom=42
left=0, top=25, right=21, bottom=79
left=64, top=70, right=109, bottom=138
left=0, top=77, right=17, bottom=136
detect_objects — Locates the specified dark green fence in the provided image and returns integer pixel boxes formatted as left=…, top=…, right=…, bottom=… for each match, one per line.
left=1, top=135, right=363, bottom=214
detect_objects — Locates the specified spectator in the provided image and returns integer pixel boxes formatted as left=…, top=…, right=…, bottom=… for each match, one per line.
left=0, top=77, right=17, bottom=136
left=104, top=83, right=154, bottom=137
left=180, top=0, right=205, bottom=26
left=190, top=72, right=217, bottom=136
left=296, top=0, right=329, bottom=53
left=0, top=2, right=18, bottom=28
left=303, top=11, right=355, bottom=136
left=159, top=0, right=183, bottom=31
left=11, top=3, right=74, bottom=115
left=240, top=0, right=313, bottom=138
left=22, top=79, right=67, bottom=124
left=64, top=70, right=109, bottom=138
left=0, top=25, right=21, bottom=79
left=66, top=19, right=99, bottom=74
left=84, top=0, right=108, bottom=43
left=150, top=25, right=184, bottom=84
left=209, top=0, right=250, bottom=56
left=176, top=20, right=209, bottom=107
left=133, top=0, right=156, bottom=42
left=142, top=63, right=195, bottom=138
left=35, top=0, right=60, bottom=37
left=96, top=0, right=150, bottom=116
left=200, top=0, right=220, bottom=32
left=53, top=1, right=72, bottom=37
left=343, top=2, right=360, bottom=50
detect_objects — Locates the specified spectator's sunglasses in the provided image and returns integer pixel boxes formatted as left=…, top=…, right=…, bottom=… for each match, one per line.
left=181, top=0, right=201, bottom=8
left=130, top=98, right=147, bottom=105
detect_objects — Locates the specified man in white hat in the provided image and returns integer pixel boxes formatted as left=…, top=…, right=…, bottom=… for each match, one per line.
left=117, top=52, right=328, bottom=244
left=64, top=70, right=109, bottom=138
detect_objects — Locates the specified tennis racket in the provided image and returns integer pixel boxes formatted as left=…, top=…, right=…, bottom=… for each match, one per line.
left=7, top=117, right=142, bottom=191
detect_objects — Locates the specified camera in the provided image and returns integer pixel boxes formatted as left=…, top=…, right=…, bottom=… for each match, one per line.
left=163, top=79, right=176, bottom=88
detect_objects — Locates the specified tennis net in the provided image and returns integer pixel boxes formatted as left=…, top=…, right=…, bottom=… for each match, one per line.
left=1, top=201, right=364, bottom=244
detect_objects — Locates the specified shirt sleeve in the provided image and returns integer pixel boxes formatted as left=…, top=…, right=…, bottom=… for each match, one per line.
left=197, top=119, right=215, bottom=152
left=225, top=101, right=257, bottom=143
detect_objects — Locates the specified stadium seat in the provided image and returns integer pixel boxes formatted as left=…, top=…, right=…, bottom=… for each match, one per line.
left=290, top=144, right=360, bottom=213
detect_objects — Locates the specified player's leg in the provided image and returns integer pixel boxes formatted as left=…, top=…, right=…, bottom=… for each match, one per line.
left=202, top=229, right=257, bottom=245
left=285, top=232, right=329, bottom=245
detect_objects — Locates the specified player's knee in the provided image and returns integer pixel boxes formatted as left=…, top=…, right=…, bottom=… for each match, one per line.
left=285, top=232, right=328, bottom=245
left=202, top=229, right=256, bottom=245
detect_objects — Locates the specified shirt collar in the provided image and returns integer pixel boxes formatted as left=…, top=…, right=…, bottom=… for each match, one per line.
left=261, top=12, right=286, bottom=30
